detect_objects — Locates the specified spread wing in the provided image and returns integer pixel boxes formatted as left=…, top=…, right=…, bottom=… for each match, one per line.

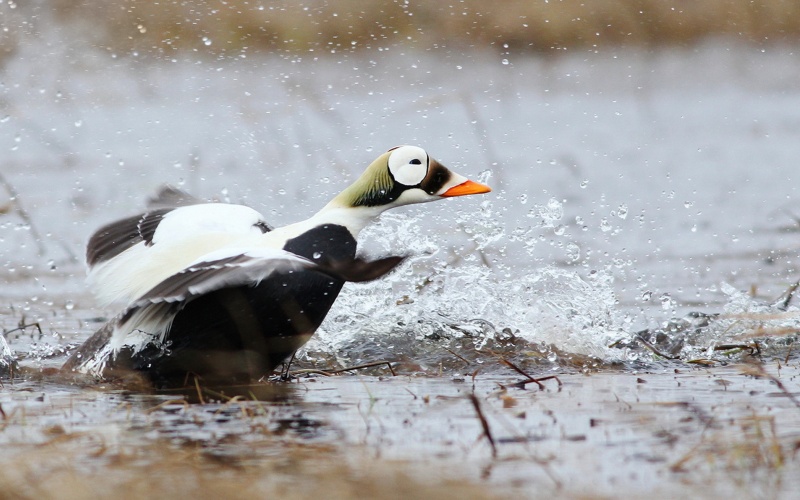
left=86, top=201, right=275, bottom=306
left=87, top=187, right=273, bottom=269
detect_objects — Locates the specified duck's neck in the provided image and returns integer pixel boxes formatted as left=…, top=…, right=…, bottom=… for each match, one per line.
left=313, top=201, right=386, bottom=238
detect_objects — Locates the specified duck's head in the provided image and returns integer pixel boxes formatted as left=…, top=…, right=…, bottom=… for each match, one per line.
left=327, top=145, right=491, bottom=211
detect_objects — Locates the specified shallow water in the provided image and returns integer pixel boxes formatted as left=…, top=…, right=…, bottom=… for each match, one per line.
left=3, top=368, right=800, bottom=499
left=2, top=24, right=800, bottom=498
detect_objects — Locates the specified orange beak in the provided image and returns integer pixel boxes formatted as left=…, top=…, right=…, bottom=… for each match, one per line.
left=440, top=179, right=492, bottom=197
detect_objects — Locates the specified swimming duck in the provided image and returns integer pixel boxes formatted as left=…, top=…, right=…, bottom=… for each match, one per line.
left=63, top=145, right=491, bottom=387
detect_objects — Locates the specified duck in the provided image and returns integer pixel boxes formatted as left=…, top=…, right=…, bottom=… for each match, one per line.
left=62, top=145, right=491, bottom=387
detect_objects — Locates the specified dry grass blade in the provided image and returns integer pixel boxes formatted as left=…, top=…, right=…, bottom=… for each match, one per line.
left=194, top=376, right=206, bottom=405
left=3, top=322, right=43, bottom=338
left=327, top=361, right=396, bottom=376
left=738, top=363, right=800, bottom=410
left=443, top=347, right=471, bottom=366
left=145, top=399, right=190, bottom=414
left=291, top=360, right=396, bottom=377
left=775, top=279, right=800, bottom=310
left=713, top=343, right=761, bottom=356
left=498, top=358, right=562, bottom=390
left=279, top=352, right=296, bottom=380
left=468, top=393, right=497, bottom=459
left=634, top=334, right=681, bottom=360
left=0, top=172, right=46, bottom=256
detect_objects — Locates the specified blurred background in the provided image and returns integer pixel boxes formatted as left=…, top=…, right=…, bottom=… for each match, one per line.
left=2, top=0, right=800, bottom=339
left=6, top=0, right=800, bottom=57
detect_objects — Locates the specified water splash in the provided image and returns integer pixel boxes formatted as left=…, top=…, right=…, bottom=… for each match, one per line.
left=301, top=212, right=633, bottom=372
left=0, top=333, right=14, bottom=372
left=621, top=282, right=800, bottom=362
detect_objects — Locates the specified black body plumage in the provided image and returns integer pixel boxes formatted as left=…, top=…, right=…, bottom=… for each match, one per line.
left=130, top=224, right=357, bottom=386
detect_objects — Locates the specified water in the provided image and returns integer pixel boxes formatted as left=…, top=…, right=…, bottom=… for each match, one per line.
left=3, top=369, right=799, bottom=498
left=3, top=35, right=800, bottom=497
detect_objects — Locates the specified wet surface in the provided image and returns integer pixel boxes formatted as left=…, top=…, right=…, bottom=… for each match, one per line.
left=3, top=367, right=800, bottom=499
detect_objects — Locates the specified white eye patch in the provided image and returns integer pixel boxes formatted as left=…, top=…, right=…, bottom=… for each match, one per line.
left=387, top=145, right=428, bottom=186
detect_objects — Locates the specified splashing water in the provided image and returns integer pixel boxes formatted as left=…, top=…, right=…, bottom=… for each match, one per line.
left=698, top=283, right=800, bottom=353
left=301, top=211, right=633, bottom=372
left=0, top=333, right=14, bottom=372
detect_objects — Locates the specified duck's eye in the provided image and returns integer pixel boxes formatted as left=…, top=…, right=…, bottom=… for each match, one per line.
left=388, top=145, right=429, bottom=186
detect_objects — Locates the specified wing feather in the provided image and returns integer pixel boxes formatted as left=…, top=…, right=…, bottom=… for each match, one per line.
left=86, top=208, right=173, bottom=266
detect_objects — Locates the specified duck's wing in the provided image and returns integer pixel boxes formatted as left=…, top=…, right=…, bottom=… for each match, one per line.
left=86, top=203, right=274, bottom=305
left=86, top=208, right=175, bottom=267
left=87, top=186, right=206, bottom=268
left=68, top=248, right=404, bottom=376
left=87, top=187, right=274, bottom=268
left=146, top=185, right=206, bottom=210
left=126, top=248, right=403, bottom=314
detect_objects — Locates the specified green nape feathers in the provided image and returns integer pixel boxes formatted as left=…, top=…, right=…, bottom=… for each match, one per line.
left=331, top=150, right=399, bottom=208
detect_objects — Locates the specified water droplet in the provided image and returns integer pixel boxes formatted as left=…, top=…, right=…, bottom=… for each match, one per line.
left=579, top=179, right=589, bottom=189
left=600, top=218, right=612, bottom=232
left=202, top=36, right=212, bottom=46
left=501, top=58, right=509, bottom=65
left=641, top=291, right=652, bottom=302
left=313, top=252, right=322, bottom=259
left=565, top=242, right=580, bottom=262
left=532, top=198, right=564, bottom=227
left=65, top=300, right=74, bottom=310
left=616, top=204, right=628, bottom=219
left=518, top=194, right=528, bottom=205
